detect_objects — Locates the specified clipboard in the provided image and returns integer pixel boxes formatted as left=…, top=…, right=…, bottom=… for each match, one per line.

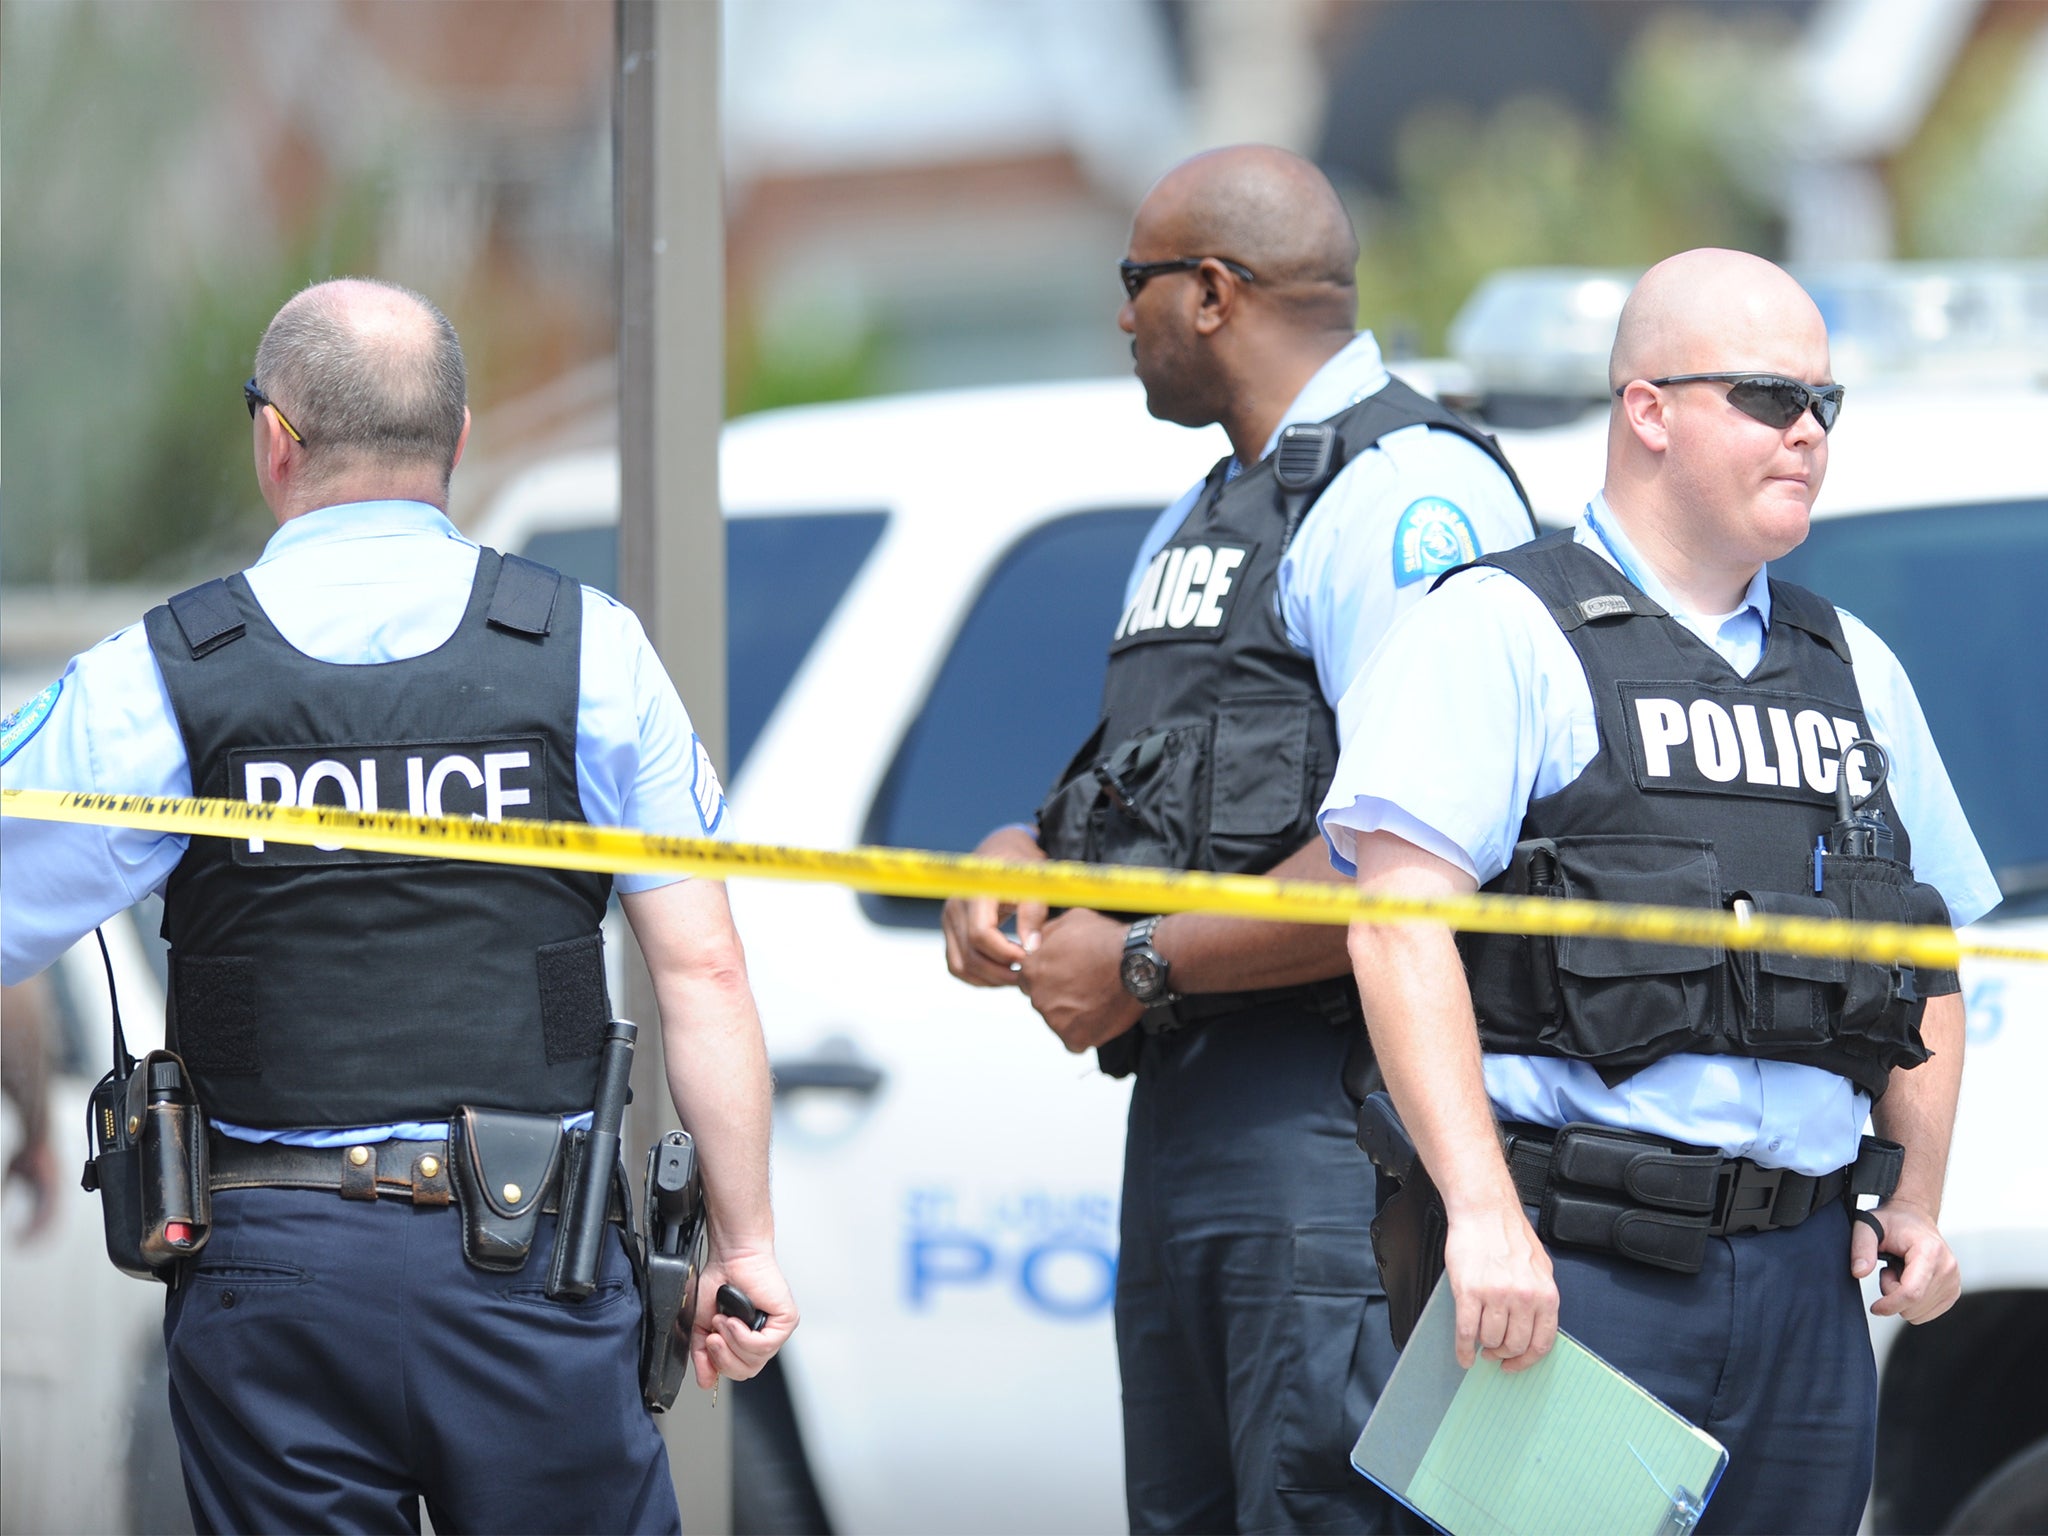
left=1352, top=1276, right=1727, bottom=1536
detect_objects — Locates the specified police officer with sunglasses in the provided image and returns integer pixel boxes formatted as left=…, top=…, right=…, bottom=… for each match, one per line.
left=943, top=145, right=1535, bottom=1534
left=1, top=278, right=795, bottom=1533
left=1325, top=249, right=1999, bottom=1534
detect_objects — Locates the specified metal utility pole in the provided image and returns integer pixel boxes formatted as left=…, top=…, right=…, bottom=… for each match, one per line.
left=616, top=0, right=728, bottom=1528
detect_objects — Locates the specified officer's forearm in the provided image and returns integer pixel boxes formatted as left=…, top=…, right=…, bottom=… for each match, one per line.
left=1345, top=834, right=1520, bottom=1220
left=1871, top=990, right=1964, bottom=1222
left=1152, top=838, right=1352, bottom=993
left=622, top=881, right=777, bottom=1253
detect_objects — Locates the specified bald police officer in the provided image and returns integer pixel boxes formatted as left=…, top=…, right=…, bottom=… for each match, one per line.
left=944, top=146, right=1534, bottom=1534
left=1, top=279, right=795, bottom=1534
left=1328, top=250, right=1998, bottom=1534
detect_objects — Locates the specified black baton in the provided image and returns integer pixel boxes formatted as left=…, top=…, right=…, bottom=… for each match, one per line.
left=553, top=1018, right=638, bottom=1299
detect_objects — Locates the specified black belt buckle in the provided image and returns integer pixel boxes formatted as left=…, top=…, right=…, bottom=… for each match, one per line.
left=1712, top=1159, right=1784, bottom=1235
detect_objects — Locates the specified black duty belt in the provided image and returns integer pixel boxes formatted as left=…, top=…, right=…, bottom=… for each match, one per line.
left=1500, top=1121, right=1904, bottom=1275
left=1141, top=975, right=1361, bottom=1036
left=207, top=1131, right=622, bottom=1221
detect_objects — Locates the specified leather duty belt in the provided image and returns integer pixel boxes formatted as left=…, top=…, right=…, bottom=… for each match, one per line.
left=207, top=1131, right=621, bottom=1221
left=1500, top=1121, right=1904, bottom=1274
left=1141, top=975, right=1362, bottom=1036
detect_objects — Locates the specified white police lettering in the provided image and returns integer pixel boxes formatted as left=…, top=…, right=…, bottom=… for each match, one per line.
left=483, top=751, right=533, bottom=821
left=233, top=738, right=547, bottom=860
left=1166, top=545, right=1214, bottom=628
left=1687, top=700, right=1741, bottom=783
left=1629, top=690, right=1864, bottom=799
left=1115, top=543, right=1249, bottom=642
left=298, top=760, right=362, bottom=851
left=1794, top=710, right=1839, bottom=794
left=426, top=755, right=484, bottom=818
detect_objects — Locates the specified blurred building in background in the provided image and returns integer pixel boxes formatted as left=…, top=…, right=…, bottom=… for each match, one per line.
left=1, top=0, right=2043, bottom=590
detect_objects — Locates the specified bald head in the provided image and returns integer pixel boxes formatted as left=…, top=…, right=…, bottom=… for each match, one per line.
left=1139, top=146, right=1357, bottom=320
left=253, top=278, right=467, bottom=487
left=1609, top=249, right=1826, bottom=390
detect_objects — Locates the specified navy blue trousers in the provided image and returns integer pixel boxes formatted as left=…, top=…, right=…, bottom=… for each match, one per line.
left=1552, top=1201, right=1877, bottom=1536
left=1115, top=1008, right=1406, bottom=1535
left=163, top=1187, right=679, bottom=1535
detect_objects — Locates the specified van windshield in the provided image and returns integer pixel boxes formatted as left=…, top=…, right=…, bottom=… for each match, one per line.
left=1771, top=499, right=2047, bottom=917
left=520, top=512, right=888, bottom=778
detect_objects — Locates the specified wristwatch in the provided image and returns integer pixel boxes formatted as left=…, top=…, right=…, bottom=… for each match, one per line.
left=1119, top=915, right=1173, bottom=1005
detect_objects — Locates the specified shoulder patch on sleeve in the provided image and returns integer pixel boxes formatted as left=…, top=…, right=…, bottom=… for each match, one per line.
left=1392, top=497, right=1479, bottom=587
left=0, top=680, right=62, bottom=765
left=689, top=734, right=727, bottom=835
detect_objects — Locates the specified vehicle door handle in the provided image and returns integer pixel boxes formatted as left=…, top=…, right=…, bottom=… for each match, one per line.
left=771, top=1047, right=886, bottom=1099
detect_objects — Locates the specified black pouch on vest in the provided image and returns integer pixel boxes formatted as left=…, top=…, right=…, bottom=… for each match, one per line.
left=1729, top=889, right=1848, bottom=1047
left=1546, top=835, right=1723, bottom=1063
left=451, top=1106, right=563, bottom=1272
left=1356, top=1092, right=1446, bottom=1348
left=1818, top=852, right=1942, bottom=1069
left=83, top=1051, right=212, bottom=1282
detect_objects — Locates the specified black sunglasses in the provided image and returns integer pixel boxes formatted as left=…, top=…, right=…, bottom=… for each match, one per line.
left=1620, top=372, right=1845, bottom=434
left=1120, top=256, right=1257, bottom=300
left=243, top=376, right=305, bottom=444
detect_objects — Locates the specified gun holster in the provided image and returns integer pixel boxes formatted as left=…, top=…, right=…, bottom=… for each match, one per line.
left=640, top=1130, right=708, bottom=1412
left=82, top=1050, right=211, bottom=1283
left=450, top=1107, right=563, bottom=1272
left=1357, top=1091, right=1446, bottom=1349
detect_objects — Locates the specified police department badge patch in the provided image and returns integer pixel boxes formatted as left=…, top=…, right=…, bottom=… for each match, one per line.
left=1392, top=498, right=1479, bottom=587
left=0, top=680, right=61, bottom=765
left=690, top=734, right=727, bottom=835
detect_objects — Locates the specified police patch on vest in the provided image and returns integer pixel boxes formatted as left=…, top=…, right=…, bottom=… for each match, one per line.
left=1617, top=682, right=1878, bottom=803
left=1393, top=498, right=1478, bottom=587
left=0, top=679, right=60, bottom=765
left=1111, top=540, right=1254, bottom=649
left=226, top=735, right=550, bottom=865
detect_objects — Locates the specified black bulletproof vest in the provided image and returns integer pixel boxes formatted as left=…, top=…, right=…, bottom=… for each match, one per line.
left=1037, top=378, right=1531, bottom=1073
left=1459, top=532, right=1955, bottom=1099
left=144, top=549, right=614, bottom=1128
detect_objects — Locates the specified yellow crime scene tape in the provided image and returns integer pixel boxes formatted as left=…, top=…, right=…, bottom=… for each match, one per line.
left=5, top=787, right=2045, bottom=970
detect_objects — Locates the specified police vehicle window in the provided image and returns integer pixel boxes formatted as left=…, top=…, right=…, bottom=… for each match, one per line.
left=861, top=507, right=1160, bottom=929
left=520, top=513, right=888, bottom=777
left=1770, top=498, right=2048, bottom=916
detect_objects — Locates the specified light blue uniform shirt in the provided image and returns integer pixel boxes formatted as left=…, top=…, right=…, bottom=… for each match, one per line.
left=1121, top=332, right=1536, bottom=710
left=1319, top=497, right=2001, bottom=1174
left=1, top=500, right=728, bottom=1144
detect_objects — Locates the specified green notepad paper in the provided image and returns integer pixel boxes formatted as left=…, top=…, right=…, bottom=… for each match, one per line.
left=1352, top=1277, right=1727, bottom=1536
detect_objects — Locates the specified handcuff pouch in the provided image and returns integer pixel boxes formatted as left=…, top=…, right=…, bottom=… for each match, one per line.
left=451, top=1106, right=562, bottom=1272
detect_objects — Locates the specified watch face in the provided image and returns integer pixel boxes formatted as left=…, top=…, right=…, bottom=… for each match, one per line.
left=1120, top=947, right=1167, bottom=1003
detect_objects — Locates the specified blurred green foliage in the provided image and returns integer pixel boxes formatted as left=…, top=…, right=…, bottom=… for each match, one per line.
left=1, top=5, right=388, bottom=585
left=1349, top=12, right=1789, bottom=353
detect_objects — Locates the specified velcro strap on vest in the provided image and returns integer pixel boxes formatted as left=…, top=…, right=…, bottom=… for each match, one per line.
left=488, top=554, right=562, bottom=637
left=167, top=580, right=246, bottom=658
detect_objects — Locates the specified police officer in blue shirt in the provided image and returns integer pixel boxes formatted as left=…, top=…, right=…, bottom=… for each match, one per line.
left=1326, top=249, right=1999, bottom=1535
left=0, top=278, right=795, bottom=1535
left=943, top=146, right=1534, bottom=1534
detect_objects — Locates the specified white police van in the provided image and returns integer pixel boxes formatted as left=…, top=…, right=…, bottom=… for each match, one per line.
left=7, top=266, right=2044, bottom=1535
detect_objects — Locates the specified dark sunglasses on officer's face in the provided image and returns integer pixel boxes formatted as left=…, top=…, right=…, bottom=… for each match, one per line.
left=1119, top=256, right=1257, bottom=300
left=243, top=376, right=306, bottom=444
left=1617, top=372, right=1846, bottom=434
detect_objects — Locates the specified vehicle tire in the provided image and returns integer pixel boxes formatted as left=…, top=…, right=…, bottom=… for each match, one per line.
left=732, top=1355, right=834, bottom=1536
left=1940, top=1435, right=2048, bottom=1535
